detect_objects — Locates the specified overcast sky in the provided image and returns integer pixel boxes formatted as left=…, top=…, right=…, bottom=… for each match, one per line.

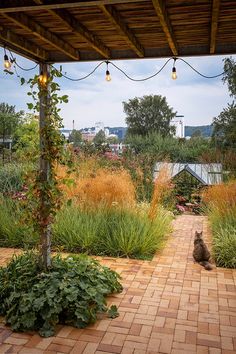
left=0, top=47, right=235, bottom=130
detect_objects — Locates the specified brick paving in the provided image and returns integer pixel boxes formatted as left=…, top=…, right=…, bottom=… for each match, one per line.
left=0, top=214, right=236, bottom=353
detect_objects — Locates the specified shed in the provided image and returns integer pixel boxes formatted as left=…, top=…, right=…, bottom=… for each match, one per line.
left=154, top=162, right=223, bottom=185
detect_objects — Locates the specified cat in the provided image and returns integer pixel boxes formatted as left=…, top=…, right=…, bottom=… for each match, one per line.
left=193, top=231, right=213, bottom=270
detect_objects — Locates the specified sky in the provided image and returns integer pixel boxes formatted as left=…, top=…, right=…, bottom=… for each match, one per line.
left=0, top=47, right=235, bottom=130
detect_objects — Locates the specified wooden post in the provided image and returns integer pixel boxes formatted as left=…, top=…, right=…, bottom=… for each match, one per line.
left=39, top=62, right=51, bottom=269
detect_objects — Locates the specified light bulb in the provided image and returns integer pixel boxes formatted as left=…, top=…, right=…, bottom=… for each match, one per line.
left=106, top=70, right=111, bottom=82
left=172, top=67, right=177, bottom=80
left=4, top=54, right=11, bottom=69
left=38, top=71, right=47, bottom=86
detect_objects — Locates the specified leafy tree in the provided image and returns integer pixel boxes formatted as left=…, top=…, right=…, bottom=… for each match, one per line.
left=0, top=103, right=24, bottom=138
left=68, top=129, right=82, bottom=147
left=94, top=129, right=106, bottom=146
left=123, top=95, right=176, bottom=136
left=0, top=103, right=24, bottom=163
left=212, top=58, right=236, bottom=149
left=106, top=136, right=119, bottom=144
left=13, top=114, right=39, bottom=162
left=222, top=57, right=236, bottom=98
left=212, top=103, right=236, bottom=149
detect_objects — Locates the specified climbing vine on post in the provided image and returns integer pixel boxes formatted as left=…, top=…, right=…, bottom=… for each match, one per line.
left=20, top=64, right=68, bottom=269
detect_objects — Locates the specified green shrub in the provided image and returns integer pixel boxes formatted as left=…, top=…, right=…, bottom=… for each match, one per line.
left=213, top=225, right=236, bottom=268
left=0, top=252, right=122, bottom=337
left=0, top=197, right=37, bottom=247
left=53, top=204, right=172, bottom=259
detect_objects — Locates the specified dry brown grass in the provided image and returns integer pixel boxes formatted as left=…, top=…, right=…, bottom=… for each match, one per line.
left=149, top=165, right=172, bottom=220
left=56, top=164, right=136, bottom=208
left=202, top=180, right=236, bottom=215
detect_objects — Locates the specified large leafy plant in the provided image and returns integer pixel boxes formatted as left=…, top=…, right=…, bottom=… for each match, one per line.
left=0, top=252, right=122, bottom=337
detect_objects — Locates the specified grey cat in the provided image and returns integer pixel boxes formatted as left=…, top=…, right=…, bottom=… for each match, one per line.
left=193, top=231, right=213, bottom=270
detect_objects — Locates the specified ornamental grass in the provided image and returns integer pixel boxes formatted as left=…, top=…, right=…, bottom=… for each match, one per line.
left=202, top=180, right=236, bottom=268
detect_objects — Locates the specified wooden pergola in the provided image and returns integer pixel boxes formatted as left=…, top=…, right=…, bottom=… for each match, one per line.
left=0, top=0, right=236, bottom=63
left=1, top=0, right=236, bottom=268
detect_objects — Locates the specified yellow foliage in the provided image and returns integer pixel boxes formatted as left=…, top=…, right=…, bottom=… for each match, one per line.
left=202, top=180, right=236, bottom=215
left=56, top=164, right=136, bottom=208
left=149, top=165, right=172, bottom=220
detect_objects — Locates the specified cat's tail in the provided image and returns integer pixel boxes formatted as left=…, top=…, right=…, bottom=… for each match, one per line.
left=199, top=261, right=213, bottom=271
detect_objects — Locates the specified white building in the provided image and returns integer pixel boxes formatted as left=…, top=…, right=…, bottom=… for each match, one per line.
left=171, top=119, right=184, bottom=138
left=95, top=122, right=104, bottom=134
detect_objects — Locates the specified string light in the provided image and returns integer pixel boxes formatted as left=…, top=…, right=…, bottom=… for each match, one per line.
left=172, top=57, right=177, bottom=80
left=38, top=71, right=48, bottom=86
left=2, top=45, right=227, bottom=82
left=3, top=47, right=12, bottom=69
left=105, top=61, right=111, bottom=82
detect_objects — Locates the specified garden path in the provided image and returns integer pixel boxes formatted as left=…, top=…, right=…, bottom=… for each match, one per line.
left=0, top=214, right=236, bottom=354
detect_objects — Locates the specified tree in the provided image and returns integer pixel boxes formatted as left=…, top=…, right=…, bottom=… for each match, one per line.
left=212, top=103, right=236, bottom=149
left=0, top=102, right=24, bottom=163
left=123, top=95, right=176, bottom=136
left=93, top=129, right=106, bottom=146
left=106, top=136, right=119, bottom=144
left=222, top=57, right=236, bottom=98
left=68, top=129, right=82, bottom=147
left=212, top=58, right=236, bottom=149
left=13, top=114, right=39, bottom=162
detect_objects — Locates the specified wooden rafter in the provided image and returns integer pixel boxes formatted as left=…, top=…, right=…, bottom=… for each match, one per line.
left=0, top=28, right=47, bottom=60
left=3, top=12, right=79, bottom=60
left=151, top=0, right=178, bottom=56
left=33, top=0, right=110, bottom=58
left=99, top=5, right=144, bottom=57
left=210, top=0, right=220, bottom=54
left=0, top=0, right=146, bottom=13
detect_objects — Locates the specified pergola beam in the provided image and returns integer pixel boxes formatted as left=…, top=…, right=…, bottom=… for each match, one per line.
left=3, top=12, right=79, bottom=60
left=0, top=0, right=147, bottom=13
left=33, top=0, right=110, bottom=58
left=99, top=5, right=144, bottom=58
left=210, top=0, right=220, bottom=54
left=151, top=0, right=178, bottom=56
left=49, top=9, right=110, bottom=58
left=0, top=28, right=47, bottom=61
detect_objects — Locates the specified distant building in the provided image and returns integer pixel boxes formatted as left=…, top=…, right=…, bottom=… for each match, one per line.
left=95, top=122, right=104, bottom=134
left=81, top=131, right=96, bottom=142
left=0, top=137, right=13, bottom=149
left=60, top=129, right=72, bottom=140
left=171, top=119, right=184, bottom=138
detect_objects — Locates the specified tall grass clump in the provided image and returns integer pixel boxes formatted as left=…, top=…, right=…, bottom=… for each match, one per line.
left=149, top=165, right=172, bottom=220
left=0, top=162, right=33, bottom=194
left=53, top=202, right=172, bottom=259
left=202, top=180, right=236, bottom=268
left=57, top=165, right=136, bottom=207
left=0, top=197, right=36, bottom=247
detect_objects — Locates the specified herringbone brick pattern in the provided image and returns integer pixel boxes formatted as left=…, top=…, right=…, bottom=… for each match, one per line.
left=0, top=215, right=235, bottom=353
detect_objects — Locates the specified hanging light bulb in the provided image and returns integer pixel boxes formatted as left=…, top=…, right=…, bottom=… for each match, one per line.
left=172, top=57, right=177, bottom=80
left=3, top=47, right=11, bottom=69
left=105, top=61, right=111, bottom=82
left=38, top=71, right=48, bottom=86
left=172, top=67, right=177, bottom=80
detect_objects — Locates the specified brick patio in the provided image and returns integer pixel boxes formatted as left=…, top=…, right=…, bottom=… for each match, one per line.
left=0, top=214, right=235, bottom=354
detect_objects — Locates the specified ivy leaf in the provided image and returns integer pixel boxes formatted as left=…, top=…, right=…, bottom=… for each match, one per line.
left=21, top=77, right=25, bottom=85
left=4, top=69, right=14, bottom=75
left=27, top=103, right=34, bottom=110
left=107, top=305, right=119, bottom=319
